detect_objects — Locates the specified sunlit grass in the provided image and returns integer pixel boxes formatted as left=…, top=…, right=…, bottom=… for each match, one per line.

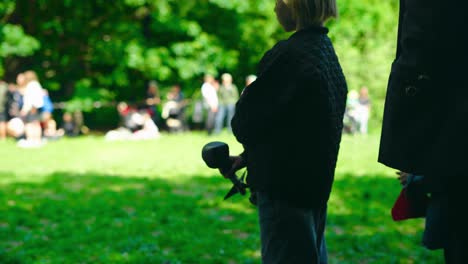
left=0, top=132, right=443, bottom=263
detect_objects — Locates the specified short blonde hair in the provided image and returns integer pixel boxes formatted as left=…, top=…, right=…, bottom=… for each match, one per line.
left=23, top=70, right=39, bottom=83
left=283, top=0, right=337, bottom=28
left=221, top=73, right=232, bottom=82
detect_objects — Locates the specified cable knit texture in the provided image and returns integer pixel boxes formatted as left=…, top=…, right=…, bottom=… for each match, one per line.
left=232, top=26, right=348, bottom=208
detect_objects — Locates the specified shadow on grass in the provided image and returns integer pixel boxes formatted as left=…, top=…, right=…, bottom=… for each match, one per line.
left=0, top=172, right=260, bottom=264
left=0, top=172, right=443, bottom=264
left=327, top=174, right=444, bottom=264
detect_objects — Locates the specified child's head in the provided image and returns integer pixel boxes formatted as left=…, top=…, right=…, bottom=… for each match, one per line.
left=63, top=112, right=73, bottom=122
left=117, top=102, right=128, bottom=112
left=172, top=84, right=181, bottom=93
left=23, top=70, right=39, bottom=83
left=275, top=0, right=338, bottom=31
left=147, top=80, right=159, bottom=94
left=359, top=86, right=369, bottom=98
left=16, top=73, right=26, bottom=87
left=204, top=74, right=215, bottom=84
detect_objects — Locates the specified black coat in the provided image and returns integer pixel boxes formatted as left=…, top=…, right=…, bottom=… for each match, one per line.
left=231, top=26, right=348, bottom=208
left=378, top=0, right=468, bottom=182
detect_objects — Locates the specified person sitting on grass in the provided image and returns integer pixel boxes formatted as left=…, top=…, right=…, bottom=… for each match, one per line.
left=57, top=112, right=79, bottom=137
left=17, top=71, right=45, bottom=148
left=106, top=102, right=160, bottom=141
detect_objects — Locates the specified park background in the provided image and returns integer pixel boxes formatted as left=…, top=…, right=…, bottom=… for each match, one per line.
left=0, top=1, right=444, bottom=263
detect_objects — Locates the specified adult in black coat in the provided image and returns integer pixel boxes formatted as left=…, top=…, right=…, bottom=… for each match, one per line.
left=379, top=0, right=468, bottom=262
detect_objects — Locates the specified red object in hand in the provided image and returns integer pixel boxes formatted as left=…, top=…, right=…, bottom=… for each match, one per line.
left=391, top=187, right=427, bottom=221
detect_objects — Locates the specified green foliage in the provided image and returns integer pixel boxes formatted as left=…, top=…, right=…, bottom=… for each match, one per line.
left=0, top=133, right=444, bottom=263
left=329, top=0, right=399, bottom=130
left=0, top=24, right=40, bottom=58
left=64, top=79, right=116, bottom=113
left=0, top=1, right=40, bottom=77
left=0, top=0, right=399, bottom=128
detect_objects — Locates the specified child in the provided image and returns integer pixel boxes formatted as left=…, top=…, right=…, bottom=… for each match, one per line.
left=226, top=0, right=347, bottom=262
left=58, top=112, right=78, bottom=137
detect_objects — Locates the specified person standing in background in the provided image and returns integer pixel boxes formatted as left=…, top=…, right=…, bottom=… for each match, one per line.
left=357, top=86, right=371, bottom=134
left=201, top=74, right=218, bottom=135
left=343, top=90, right=360, bottom=134
left=144, top=80, right=162, bottom=129
left=214, top=73, right=239, bottom=134
left=0, top=80, right=8, bottom=140
left=162, top=84, right=188, bottom=132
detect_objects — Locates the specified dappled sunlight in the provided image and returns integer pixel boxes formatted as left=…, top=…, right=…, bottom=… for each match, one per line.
left=336, top=134, right=395, bottom=178
left=0, top=135, right=444, bottom=263
left=0, top=172, right=261, bottom=263
left=327, top=174, right=443, bottom=263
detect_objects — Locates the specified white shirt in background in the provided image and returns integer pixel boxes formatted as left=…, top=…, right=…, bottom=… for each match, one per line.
left=201, top=82, right=218, bottom=109
left=22, top=80, right=44, bottom=112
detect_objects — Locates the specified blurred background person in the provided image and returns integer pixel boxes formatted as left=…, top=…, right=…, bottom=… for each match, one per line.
left=162, top=84, right=188, bottom=133
left=357, top=86, right=371, bottom=134
left=106, top=105, right=160, bottom=141
left=143, top=80, right=162, bottom=130
left=131, top=112, right=160, bottom=140
left=6, top=81, right=23, bottom=121
left=57, top=112, right=79, bottom=137
left=201, top=74, right=218, bottom=135
left=0, top=80, right=8, bottom=140
left=40, top=88, right=57, bottom=139
left=343, top=89, right=360, bottom=134
left=5, top=77, right=25, bottom=140
left=18, top=71, right=45, bottom=147
left=117, top=102, right=142, bottom=132
left=190, top=95, right=205, bottom=131
left=214, top=73, right=239, bottom=134
left=105, top=102, right=139, bottom=141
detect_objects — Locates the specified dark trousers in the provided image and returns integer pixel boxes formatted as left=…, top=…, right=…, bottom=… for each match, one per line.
left=423, top=183, right=468, bottom=263
left=443, top=189, right=468, bottom=264
left=205, top=109, right=216, bottom=135
left=257, top=192, right=328, bottom=264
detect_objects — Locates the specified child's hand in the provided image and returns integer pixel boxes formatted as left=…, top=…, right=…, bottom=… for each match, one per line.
left=396, top=171, right=409, bottom=186
left=219, top=155, right=246, bottom=179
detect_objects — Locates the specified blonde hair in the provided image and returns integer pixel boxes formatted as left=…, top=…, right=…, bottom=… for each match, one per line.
left=23, top=70, right=39, bottom=83
left=221, top=73, right=232, bottom=82
left=283, top=0, right=337, bottom=28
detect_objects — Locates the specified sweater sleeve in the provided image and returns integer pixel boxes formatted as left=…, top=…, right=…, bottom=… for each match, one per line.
left=231, top=42, right=290, bottom=146
left=231, top=49, right=325, bottom=147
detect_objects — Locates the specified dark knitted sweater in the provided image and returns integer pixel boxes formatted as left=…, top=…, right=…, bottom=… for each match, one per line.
left=231, top=26, right=348, bottom=208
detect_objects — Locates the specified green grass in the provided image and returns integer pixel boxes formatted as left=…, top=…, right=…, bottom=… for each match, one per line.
left=0, top=132, right=443, bottom=263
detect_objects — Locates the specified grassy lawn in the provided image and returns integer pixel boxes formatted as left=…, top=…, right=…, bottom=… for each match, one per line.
left=0, top=132, right=443, bottom=263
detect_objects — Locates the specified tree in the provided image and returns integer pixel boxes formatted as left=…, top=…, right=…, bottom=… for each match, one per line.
left=0, top=0, right=398, bottom=131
